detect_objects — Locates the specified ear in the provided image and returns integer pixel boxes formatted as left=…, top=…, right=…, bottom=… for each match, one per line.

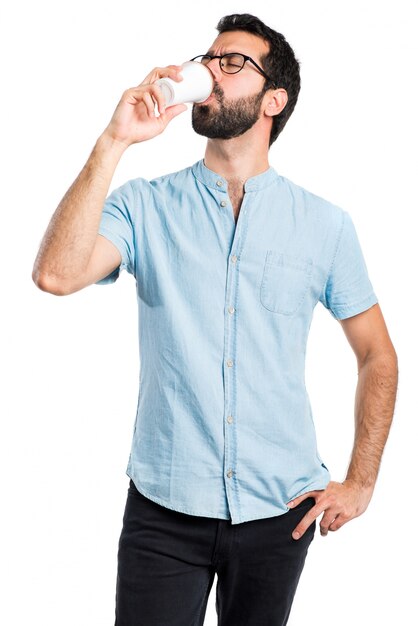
left=264, top=88, right=288, bottom=117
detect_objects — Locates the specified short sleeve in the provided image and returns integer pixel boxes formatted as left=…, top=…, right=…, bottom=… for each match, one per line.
left=320, top=210, right=378, bottom=320
left=95, top=180, right=136, bottom=285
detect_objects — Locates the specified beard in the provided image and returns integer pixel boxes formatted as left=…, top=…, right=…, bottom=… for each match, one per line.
left=191, top=82, right=266, bottom=140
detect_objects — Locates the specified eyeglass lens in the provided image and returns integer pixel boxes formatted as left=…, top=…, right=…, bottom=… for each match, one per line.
left=197, top=54, right=245, bottom=74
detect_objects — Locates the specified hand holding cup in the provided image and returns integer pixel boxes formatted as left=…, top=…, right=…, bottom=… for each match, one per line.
left=103, top=65, right=188, bottom=148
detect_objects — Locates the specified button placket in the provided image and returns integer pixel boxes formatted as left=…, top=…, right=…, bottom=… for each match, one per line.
left=221, top=191, right=251, bottom=505
left=216, top=179, right=227, bottom=212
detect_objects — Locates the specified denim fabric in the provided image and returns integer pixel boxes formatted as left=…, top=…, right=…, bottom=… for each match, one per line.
left=96, top=158, right=378, bottom=525
left=114, top=479, right=317, bottom=625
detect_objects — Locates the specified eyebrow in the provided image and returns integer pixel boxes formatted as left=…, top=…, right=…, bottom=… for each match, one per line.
left=205, top=49, right=243, bottom=56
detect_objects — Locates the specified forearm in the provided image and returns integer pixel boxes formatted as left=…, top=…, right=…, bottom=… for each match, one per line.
left=345, top=351, right=399, bottom=490
left=32, top=132, right=126, bottom=290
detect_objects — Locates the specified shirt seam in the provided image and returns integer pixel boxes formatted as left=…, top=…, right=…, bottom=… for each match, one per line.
left=331, top=292, right=378, bottom=315
left=334, top=291, right=376, bottom=309
left=192, top=162, right=279, bottom=192
left=320, top=209, right=346, bottom=309
left=129, top=178, right=147, bottom=277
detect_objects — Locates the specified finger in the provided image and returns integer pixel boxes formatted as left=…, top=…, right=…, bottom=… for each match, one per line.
left=140, top=65, right=183, bottom=86
left=124, top=86, right=155, bottom=110
left=287, top=491, right=319, bottom=509
left=161, top=103, right=188, bottom=121
left=329, top=514, right=348, bottom=532
left=291, top=508, right=319, bottom=540
left=168, top=66, right=184, bottom=81
left=319, top=511, right=338, bottom=536
left=149, top=83, right=167, bottom=115
left=142, top=92, right=155, bottom=117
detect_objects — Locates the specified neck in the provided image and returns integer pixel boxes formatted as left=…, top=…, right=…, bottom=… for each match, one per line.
left=202, top=128, right=270, bottom=187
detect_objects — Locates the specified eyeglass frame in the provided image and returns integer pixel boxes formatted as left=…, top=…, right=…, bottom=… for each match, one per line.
left=189, top=53, right=278, bottom=89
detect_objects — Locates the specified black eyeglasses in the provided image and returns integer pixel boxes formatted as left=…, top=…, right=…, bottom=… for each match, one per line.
left=190, top=53, right=278, bottom=88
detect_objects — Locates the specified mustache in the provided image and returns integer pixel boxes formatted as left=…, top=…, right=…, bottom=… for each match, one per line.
left=212, top=83, right=224, bottom=100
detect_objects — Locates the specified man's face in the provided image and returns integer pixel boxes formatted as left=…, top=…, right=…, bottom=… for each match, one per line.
left=191, top=30, right=271, bottom=140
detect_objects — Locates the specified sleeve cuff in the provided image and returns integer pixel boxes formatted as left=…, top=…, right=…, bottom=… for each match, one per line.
left=330, top=293, right=379, bottom=320
left=95, top=229, right=128, bottom=285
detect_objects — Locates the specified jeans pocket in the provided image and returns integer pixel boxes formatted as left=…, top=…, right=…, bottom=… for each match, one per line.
left=260, top=250, right=313, bottom=315
left=294, top=498, right=317, bottom=540
left=291, top=497, right=317, bottom=522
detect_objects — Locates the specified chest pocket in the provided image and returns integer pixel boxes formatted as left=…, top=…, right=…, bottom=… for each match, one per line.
left=260, top=250, right=313, bottom=315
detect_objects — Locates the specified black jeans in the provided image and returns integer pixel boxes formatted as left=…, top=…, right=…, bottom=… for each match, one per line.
left=114, top=479, right=316, bottom=626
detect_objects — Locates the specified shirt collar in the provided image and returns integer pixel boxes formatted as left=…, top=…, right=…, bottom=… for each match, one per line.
left=191, top=158, right=279, bottom=192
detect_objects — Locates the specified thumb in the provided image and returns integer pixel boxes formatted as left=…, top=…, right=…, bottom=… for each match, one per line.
left=161, top=102, right=188, bottom=122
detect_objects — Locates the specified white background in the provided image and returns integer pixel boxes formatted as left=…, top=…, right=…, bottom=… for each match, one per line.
left=1, top=0, right=417, bottom=624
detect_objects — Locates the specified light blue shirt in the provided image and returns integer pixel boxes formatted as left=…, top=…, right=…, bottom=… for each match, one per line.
left=96, top=158, right=378, bottom=524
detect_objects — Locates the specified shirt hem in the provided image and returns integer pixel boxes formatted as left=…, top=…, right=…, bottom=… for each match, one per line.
left=127, top=473, right=232, bottom=521
left=98, top=228, right=129, bottom=270
left=287, top=477, right=332, bottom=504
left=126, top=473, right=332, bottom=525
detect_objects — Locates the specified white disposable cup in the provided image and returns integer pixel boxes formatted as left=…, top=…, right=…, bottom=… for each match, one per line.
left=154, top=61, right=214, bottom=106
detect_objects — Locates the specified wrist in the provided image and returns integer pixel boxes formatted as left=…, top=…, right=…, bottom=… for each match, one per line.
left=96, top=131, right=129, bottom=158
left=344, top=476, right=375, bottom=493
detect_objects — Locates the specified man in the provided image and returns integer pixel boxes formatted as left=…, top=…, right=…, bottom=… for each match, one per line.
left=32, top=12, right=398, bottom=626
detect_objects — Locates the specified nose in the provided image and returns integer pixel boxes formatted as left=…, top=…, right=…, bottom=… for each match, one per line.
left=205, top=58, right=223, bottom=82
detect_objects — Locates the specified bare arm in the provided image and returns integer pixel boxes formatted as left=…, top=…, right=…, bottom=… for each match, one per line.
left=32, top=135, right=126, bottom=295
left=32, top=65, right=187, bottom=295
left=286, top=304, right=399, bottom=539
left=342, top=304, right=398, bottom=490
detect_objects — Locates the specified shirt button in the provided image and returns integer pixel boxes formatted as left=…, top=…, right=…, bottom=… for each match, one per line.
left=226, top=359, right=233, bottom=367
left=228, top=306, right=235, bottom=314
left=216, top=180, right=223, bottom=187
left=220, top=200, right=227, bottom=207
left=227, top=415, right=233, bottom=424
left=231, top=255, right=237, bottom=263
left=227, top=469, right=234, bottom=478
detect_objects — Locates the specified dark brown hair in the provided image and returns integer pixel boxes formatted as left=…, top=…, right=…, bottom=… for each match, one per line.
left=216, top=13, right=301, bottom=147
